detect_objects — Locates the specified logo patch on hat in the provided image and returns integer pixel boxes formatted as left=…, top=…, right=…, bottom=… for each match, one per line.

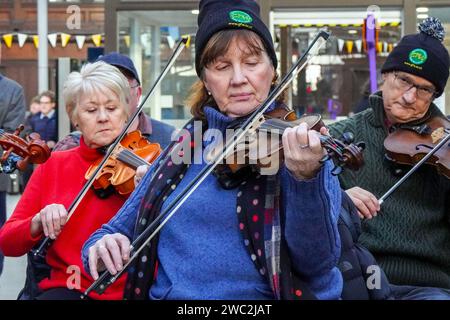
left=229, top=11, right=253, bottom=24
left=409, top=48, right=428, bottom=65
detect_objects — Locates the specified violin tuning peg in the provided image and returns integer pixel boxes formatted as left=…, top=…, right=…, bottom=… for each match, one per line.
left=356, top=141, right=366, bottom=150
left=331, top=165, right=343, bottom=176
left=319, top=155, right=330, bottom=164
left=342, top=132, right=354, bottom=144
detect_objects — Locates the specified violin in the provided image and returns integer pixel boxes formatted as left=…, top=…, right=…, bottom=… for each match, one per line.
left=210, top=106, right=366, bottom=189
left=0, top=125, right=51, bottom=173
left=384, top=115, right=450, bottom=179
left=85, top=130, right=162, bottom=196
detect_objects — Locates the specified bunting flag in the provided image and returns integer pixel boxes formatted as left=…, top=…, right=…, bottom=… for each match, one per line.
left=124, top=35, right=130, bottom=48
left=92, top=34, right=102, bottom=47
left=17, top=33, right=27, bottom=47
left=2, top=34, right=13, bottom=48
left=75, top=35, right=86, bottom=50
left=376, top=41, right=383, bottom=53
left=345, top=40, right=354, bottom=54
left=354, top=39, right=362, bottom=53
left=33, top=35, right=39, bottom=48
left=337, top=38, right=345, bottom=53
left=48, top=33, right=58, bottom=48
left=388, top=43, right=394, bottom=52
left=60, top=33, right=71, bottom=48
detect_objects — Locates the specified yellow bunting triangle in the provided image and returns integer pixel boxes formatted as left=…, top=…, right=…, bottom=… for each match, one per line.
left=33, top=35, right=39, bottom=49
left=388, top=43, right=394, bottom=53
left=92, top=34, right=102, bottom=47
left=124, top=35, right=130, bottom=48
left=376, top=42, right=383, bottom=53
left=2, top=34, right=13, bottom=48
left=345, top=40, right=353, bottom=54
left=61, top=33, right=71, bottom=48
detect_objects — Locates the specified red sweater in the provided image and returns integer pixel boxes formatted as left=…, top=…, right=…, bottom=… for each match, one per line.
left=0, top=137, right=128, bottom=300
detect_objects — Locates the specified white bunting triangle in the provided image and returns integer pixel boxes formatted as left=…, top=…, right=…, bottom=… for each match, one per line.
left=75, top=35, right=86, bottom=49
left=17, top=33, right=28, bottom=48
left=354, top=39, right=362, bottom=53
left=337, top=38, right=345, bottom=52
left=48, top=33, right=57, bottom=48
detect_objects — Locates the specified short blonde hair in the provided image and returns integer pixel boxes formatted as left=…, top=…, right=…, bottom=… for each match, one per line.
left=63, top=61, right=131, bottom=124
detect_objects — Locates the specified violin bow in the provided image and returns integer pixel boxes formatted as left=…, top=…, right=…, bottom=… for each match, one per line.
left=378, top=129, right=450, bottom=205
left=82, top=30, right=331, bottom=297
left=33, top=35, right=192, bottom=258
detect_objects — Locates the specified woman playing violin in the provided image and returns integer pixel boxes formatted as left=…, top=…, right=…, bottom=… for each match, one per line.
left=329, top=18, right=450, bottom=299
left=83, top=0, right=343, bottom=300
left=0, top=61, right=136, bottom=300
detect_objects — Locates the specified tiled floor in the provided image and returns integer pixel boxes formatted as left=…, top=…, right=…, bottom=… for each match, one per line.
left=0, top=194, right=26, bottom=300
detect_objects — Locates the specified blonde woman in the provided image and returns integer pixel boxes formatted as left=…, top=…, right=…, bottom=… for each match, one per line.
left=0, top=62, right=132, bottom=300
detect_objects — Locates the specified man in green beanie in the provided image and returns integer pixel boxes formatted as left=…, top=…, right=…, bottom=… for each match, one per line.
left=329, top=17, right=449, bottom=299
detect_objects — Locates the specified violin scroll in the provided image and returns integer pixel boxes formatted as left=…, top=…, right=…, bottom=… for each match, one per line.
left=0, top=125, right=51, bottom=173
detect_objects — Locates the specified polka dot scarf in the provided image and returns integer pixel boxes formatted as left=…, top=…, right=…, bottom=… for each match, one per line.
left=123, top=120, right=316, bottom=300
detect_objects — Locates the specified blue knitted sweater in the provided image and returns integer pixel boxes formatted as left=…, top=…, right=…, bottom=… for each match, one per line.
left=82, top=107, right=343, bottom=299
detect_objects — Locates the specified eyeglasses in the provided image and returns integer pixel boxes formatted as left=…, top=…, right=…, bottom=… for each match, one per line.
left=392, top=72, right=436, bottom=100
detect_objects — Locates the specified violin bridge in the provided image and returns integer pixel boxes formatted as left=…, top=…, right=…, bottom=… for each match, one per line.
left=431, top=127, right=445, bottom=144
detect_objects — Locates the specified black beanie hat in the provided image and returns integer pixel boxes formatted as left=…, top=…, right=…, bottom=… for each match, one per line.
left=381, top=17, right=450, bottom=97
left=195, top=0, right=277, bottom=77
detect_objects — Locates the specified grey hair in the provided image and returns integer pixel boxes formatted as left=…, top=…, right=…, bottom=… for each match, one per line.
left=63, top=61, right=131, bottom=123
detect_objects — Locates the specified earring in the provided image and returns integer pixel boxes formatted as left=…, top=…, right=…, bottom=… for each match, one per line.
left=207, top=91, right=212, bottom=96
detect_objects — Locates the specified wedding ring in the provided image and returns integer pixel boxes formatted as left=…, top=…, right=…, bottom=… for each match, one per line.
left=299, top=144, right=309, bottom=149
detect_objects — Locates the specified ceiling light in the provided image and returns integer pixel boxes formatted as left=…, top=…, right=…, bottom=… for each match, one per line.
left=348, top=30, right=357, bottom=34
left=191, top=9, right=199, bottom=15
left=416, top=7, right=429, bottom=13
left=417, top=14, right=429, bottom=19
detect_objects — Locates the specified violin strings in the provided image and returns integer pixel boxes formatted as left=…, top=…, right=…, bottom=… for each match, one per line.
left=117, top=149, right=150, bottom=168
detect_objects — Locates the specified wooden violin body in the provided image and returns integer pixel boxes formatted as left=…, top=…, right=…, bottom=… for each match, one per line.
left=85, top=130, right=162, bottom=195
left=384, top=116, right=450, bottom=179
left=209, top=106, right=366, bottom=189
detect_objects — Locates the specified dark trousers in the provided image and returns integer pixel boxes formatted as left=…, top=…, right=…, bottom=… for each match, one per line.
left=35, top=288, right=91, bottom=300
left=390, top=284, right=450, bottom=300
left=0, top=191, right=6, bottom=276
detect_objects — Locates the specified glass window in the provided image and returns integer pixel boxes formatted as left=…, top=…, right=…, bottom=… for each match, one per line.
left=272, top=8, right=402, bottom=120
left=118, top=10, right=197, bottom=128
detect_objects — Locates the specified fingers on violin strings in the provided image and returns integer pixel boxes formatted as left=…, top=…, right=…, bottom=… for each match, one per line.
left=294, top=123, right=309, bottom=153
left=319, top=125, right=329, bottom=136
left=308, top=129, right=323, bottom=154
